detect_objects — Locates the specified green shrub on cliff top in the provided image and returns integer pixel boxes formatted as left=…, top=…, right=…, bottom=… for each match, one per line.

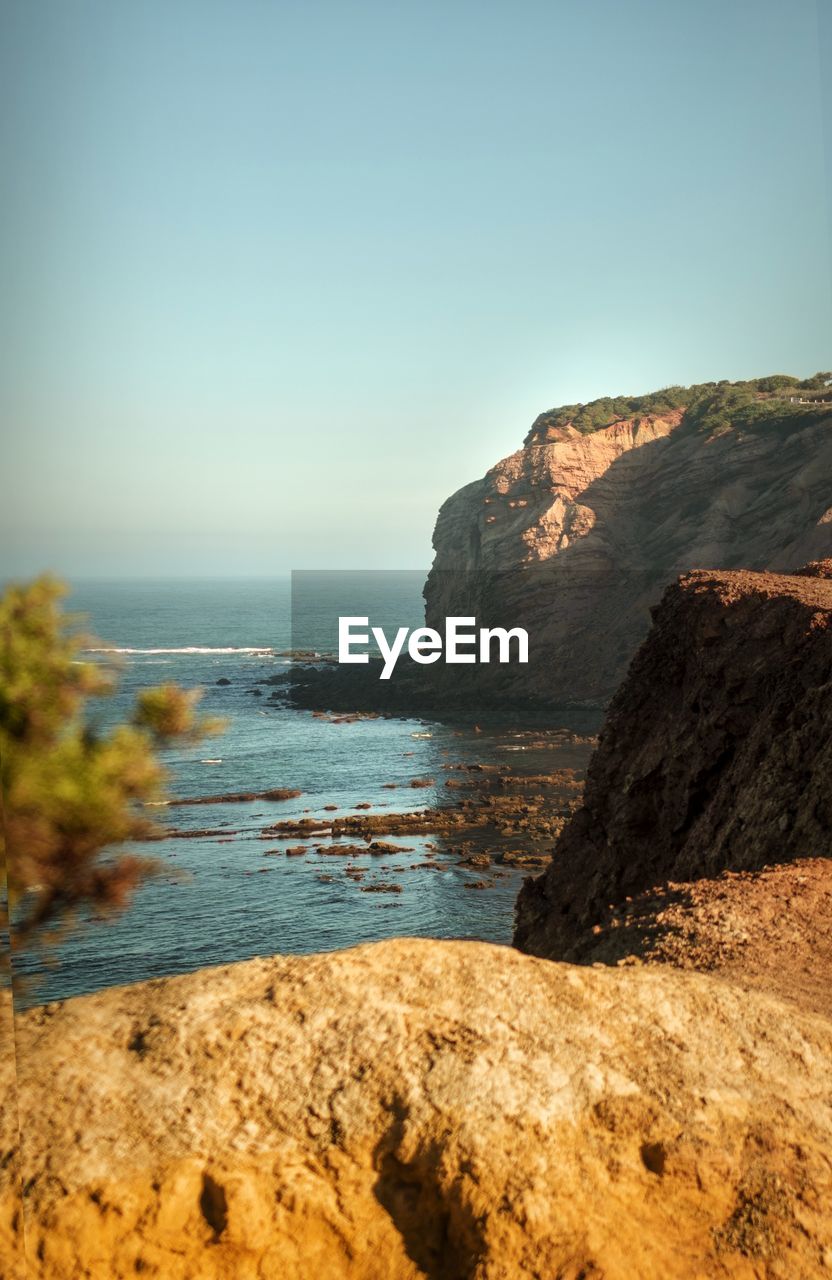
left=1, top=576, right=223, bottom=945
left=531, top=386, right=690, bottom=436
left=527, top=373, right=831, bottom=442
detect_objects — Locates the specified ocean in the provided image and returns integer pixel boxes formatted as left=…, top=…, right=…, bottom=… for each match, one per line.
left=13, top=576, right=587, bottom=1003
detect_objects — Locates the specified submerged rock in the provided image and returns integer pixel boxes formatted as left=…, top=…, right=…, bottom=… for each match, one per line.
left=168, top=788, right=302, bottom=806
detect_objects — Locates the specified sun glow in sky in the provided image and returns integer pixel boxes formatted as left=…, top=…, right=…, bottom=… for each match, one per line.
left=2, top=0, right=831, bottom=576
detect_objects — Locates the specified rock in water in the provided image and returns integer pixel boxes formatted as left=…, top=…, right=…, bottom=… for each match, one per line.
left=3, top=938, right=832, bottom=1278
left=514, top=565, right=832, bottom=962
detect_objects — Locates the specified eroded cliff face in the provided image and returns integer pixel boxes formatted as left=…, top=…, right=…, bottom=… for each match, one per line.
left=4, top=939, right=832, bottom=1280
left=513, top=564, right=832, bottom=963
left=425, top=406, right=832, bottom=706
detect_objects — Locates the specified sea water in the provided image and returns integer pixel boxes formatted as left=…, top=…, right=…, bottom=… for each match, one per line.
left=12, top=576, right=582, bottom=1004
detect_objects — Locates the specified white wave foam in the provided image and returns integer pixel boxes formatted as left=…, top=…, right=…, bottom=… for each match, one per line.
left=85, top=646, right=276, bottom=655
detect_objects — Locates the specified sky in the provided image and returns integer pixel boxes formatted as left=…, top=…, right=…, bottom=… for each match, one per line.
left=2, top=0, right=830, bottom=577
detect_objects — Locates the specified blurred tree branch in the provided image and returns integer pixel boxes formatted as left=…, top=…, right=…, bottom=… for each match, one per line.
left=1, top=576, right=223, bottom=946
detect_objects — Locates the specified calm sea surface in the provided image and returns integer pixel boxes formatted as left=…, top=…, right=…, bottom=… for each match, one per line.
left=13, top=576, right=583, bottom=1003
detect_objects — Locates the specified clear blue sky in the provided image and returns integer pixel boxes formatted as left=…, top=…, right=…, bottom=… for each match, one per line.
left=2, top=0, right=830, bottom=577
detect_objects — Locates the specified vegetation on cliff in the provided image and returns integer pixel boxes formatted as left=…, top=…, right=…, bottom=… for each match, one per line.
left=526, top=371, right=832, bottom=442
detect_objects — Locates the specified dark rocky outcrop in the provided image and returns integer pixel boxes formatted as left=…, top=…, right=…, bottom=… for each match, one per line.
left=514, top=564, right=832, bottom=960
left=285, top=653, right=604, bottom=728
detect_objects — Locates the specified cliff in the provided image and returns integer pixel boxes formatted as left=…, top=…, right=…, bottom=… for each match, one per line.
left=426, top=381, right=832, bottom=708
left=4, top=939, right=832, bottom=1279
left=513, top=563, right=832, bottom=962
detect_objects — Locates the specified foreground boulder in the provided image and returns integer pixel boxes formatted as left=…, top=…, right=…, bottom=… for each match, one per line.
left=514, top=565, right=832, bottom=962
left=3, top=938, right=832, bottom=1278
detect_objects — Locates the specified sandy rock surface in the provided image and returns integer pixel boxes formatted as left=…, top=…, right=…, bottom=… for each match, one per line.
left=3, top=938, right=832, bottom=1279
left=565, top=857, right=832, bottom=1022
left=0, top=990, right=23, bottom=1280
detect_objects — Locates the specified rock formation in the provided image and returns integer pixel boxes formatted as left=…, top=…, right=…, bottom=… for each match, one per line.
left=562, top=857, right=832, bottom=1020
left=4, top=938, right=832, bottom=1279
left=426, top=384, right=832, bottom=708
left=514, top=564, right=832, bottom=962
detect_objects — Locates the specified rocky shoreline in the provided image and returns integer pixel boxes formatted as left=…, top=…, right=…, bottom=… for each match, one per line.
left=158, top=751, right=591, bottom=896
left=280, top=656, right=606, bottom=729
left=4, top=565, right=832, bottom=1277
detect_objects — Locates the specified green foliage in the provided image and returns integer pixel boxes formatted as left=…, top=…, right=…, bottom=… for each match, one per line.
left=531, top=386, right=690, bottom=437
left=683, top=382, right=830, bottom=437
left=683, top=384, right=757, bottom=435
left=1, top=577, right=223, bottom=943
left=134, top=684, right=224, bottom=741
left=799, top=371, right=832, bottom=390
left=526, top=373, right=831, bottom=443
left=756, top=374, right=799, bottom=393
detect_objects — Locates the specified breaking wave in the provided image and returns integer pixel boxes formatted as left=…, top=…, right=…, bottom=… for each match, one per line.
left=85, top=646, right=277, bottom=655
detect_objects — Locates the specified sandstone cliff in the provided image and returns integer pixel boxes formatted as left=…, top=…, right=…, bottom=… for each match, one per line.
left=426, top=383, right=832, bottom=708
left=513, top=564, right=832, bottom=962
left=4, top=939, right=832, bottom=1279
